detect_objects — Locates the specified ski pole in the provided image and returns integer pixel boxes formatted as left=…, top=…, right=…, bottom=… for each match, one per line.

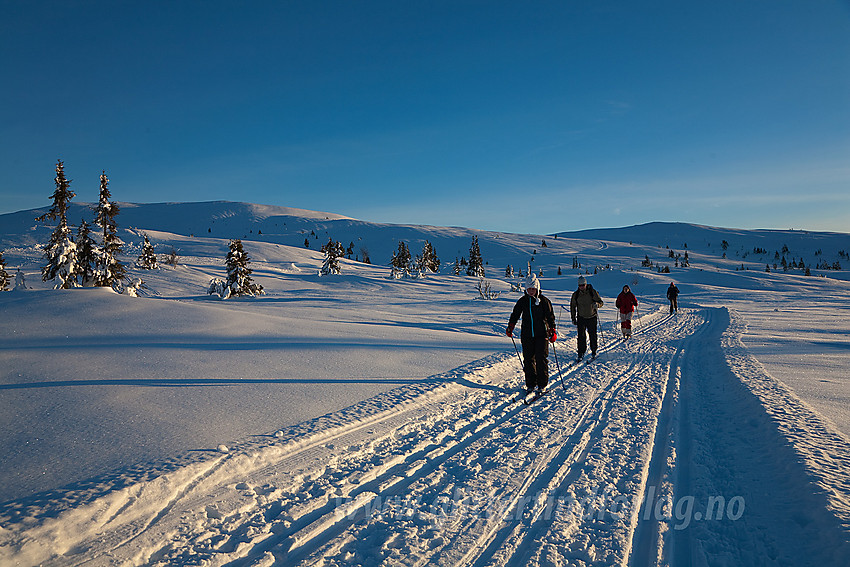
left=635, top=305, right=643, bottom=333
left=550, top=339, right=565, bottom=390
left=510, top=335, right=524, bottom=372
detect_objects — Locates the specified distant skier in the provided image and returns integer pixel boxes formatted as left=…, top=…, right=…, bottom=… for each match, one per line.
left=570, top=275, right=604, bottom=361
left=506, top=274, right=556, bottom=394
left=667, top=282, right=679, bottom=313
left=615, top=285, right=638, bottom=339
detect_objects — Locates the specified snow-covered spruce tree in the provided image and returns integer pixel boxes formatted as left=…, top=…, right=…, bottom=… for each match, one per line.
left=93, top=171, right=125, bottom=287
left=75, top=220, right=98, bottom=286
left=320, top=238, right=345, bottom=275
left=390, top=241, right=412, bottom=278
left=224, top=239, right=264, bottom=297
left=15, top=269, right=27, bottom=290
left=136, top=233, right=158, bottom=269
left=37, top=159, right=79, bottom=289
left=466, top=235, right=484, bottom=277
left=0, top=251, right=9, bottom=291
left=416, top=240, right=440, bottom=273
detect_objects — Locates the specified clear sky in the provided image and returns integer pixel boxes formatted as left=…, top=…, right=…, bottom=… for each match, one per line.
left=2, top=0, right=849, bottom=234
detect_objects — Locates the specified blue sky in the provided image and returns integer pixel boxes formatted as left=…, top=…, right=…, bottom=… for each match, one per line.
left=2, top=1, right=849, bottom=234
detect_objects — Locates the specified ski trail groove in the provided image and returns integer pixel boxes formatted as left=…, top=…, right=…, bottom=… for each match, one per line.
left=284, top=309, right=695, bottom=567
left=468, top=349, right=654, bottom=567
left=626, top=309, right=709, bottom=567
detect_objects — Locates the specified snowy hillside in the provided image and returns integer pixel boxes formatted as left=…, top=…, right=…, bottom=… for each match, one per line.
left=1, top=202, right=849, bottom=566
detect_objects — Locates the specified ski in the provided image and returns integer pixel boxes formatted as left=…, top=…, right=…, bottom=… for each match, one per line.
left=510, top=389, right=534, bottom=403
left=523, top=389, right=547, bottom=405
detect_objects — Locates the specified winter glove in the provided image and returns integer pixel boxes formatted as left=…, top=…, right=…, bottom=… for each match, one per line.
left=506, top=324, right=515, bottom=338
left=571, top=318, right=577, bottom=326
left=549, top=329, right=557, bottom=343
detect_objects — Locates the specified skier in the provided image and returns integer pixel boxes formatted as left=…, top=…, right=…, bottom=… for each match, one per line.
left=615, top=285, right=638, bottom=338
left=570, top=275, right=604, bottom=361
left=667, top=282, right=679, bottom=313
left=506, top=274, right=557, bottom=395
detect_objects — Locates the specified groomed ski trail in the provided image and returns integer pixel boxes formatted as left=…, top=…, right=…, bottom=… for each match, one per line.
left=3, top=307, right=850, bottom=566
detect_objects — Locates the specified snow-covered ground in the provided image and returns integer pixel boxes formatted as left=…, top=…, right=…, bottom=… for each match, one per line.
left=1, top=202, right=849, bottom=566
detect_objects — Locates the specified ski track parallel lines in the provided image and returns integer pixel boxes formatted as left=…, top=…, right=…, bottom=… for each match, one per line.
left=226, top=365, right=527, bottom=565
left=434, top=312, right=684, bottom=567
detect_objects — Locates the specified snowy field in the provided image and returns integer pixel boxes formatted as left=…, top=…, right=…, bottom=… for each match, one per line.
left=1, top=202, right=849, bottom=566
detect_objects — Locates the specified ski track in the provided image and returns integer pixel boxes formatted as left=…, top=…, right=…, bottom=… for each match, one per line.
left=3, top=307, right=850, bottom=566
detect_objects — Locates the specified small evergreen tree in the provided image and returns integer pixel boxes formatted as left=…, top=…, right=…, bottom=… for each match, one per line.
left=467, top=235, right=484, bottom=277
left=15, top=269, right=27, bottom=290
left=0, top=251, right=9, bottom=291
left=416, top=240, right=440, bottom=273
left=93, top=171, right=125, bottom=287
left=136, top=234, right=159, bottom=269
left=505, top=265, right=514, bottom=278
left=75, top=220, right=98, bottom=286
left=37, top=159, right=79, bottom=289
left=390, top=241, right=412, bottom=276
left=452, top=257, right=462, bottom=276
left=320, top=238, right=345, bottom=275
left=224, top=239, right=264, bottom=296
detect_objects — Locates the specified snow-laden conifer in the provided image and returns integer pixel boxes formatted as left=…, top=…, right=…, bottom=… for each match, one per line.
left=136, top=234, right=158, bottom=269
left=75, top=220, right=98, bottom=286
left=0, top=251, right=9, bottom=291
left=416, top=240, right=440, bottom=273
left=37, top=160, right=79, bottom=289
left=93, top=171, right=125, bottom=287
left=14, top=269, right=27, bottom=290
left=320, top=238, right=345, bottom=275
left=466, top=235, right=484, bottom=277
left=390, top=241, right=412, bottom=278
left=224, top=239, right=264, bottom=297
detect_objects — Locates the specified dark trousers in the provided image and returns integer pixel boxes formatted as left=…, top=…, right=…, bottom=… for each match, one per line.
left=669, top=297, right=678, bottom=313
left=521, top=335, right=549, bottom=390
left=576, top=316, right=598, bottom=357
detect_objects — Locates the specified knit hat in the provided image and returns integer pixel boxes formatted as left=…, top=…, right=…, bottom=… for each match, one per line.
left=577, top=275, right=587, bottom=286
left=525, top=274, right=540, bottom=291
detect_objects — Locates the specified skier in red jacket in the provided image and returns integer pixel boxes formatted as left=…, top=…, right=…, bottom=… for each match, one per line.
left=615, top=285, right=638, bottom=339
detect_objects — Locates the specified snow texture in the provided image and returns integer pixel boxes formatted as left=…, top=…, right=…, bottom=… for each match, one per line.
left=1, top=201, right=849, bottom=566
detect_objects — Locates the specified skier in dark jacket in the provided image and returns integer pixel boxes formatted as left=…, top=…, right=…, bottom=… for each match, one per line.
left=615, top=285, right=638, bottom=339
left=667, top=282, right=679, bottom=313
left=570, top=275, right=604, bottom=361
left=507, top=274, right=556, bottom=393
